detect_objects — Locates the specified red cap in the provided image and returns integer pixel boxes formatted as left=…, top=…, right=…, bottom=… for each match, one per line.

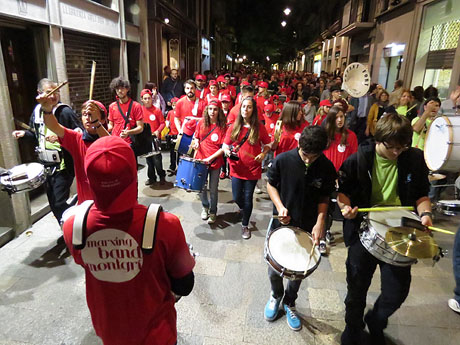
left=209, top=80, right=218, bottom=86
left=258, top=81, right=268, bottom=89
left=271, top=95, right=279, bottom=101
left=85, top=136, right=138, bottom=213
left=280, top=88, right=287, bottom=93
left=319, top=99, right=332, bottom=107
left=221, top=94, right=232, bottom=103
left=216, top=75, right=226, bottom=83
left=208, top=98, right=222, bottom=108
left=264, top=104, right=274, bottom=112
left=82, top=100, right=107, bottom=118
left=140, top=89, right=152, bottom=98
left=196, top=74, right=206, bottom=81
left=171, top=97, right=179, bottom=103
left=241, top=81, right=250, bottom=86
left=224, top=73, right=231, bottom=78
left=183, top=118, right=197, bottom=136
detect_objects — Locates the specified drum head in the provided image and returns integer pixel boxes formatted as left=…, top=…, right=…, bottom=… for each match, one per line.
left=0, top=163, right=44, bottom=186
left=342, top=63, right=371, bottom=98
left=438, top=199, right=460, bottom=206
left=369, top=209, right=419, bottom=237
left=425, top=116, right=450, bottom=171
left=268, top=227, right=320, bottom=272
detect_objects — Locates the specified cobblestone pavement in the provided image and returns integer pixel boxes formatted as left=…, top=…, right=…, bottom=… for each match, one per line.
left=0, top=154, right=459, bottom=345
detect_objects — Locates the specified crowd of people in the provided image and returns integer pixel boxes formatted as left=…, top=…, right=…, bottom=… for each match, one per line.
left=10, top=66, right=460, bottom=344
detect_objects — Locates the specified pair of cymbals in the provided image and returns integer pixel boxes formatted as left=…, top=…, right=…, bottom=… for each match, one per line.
left=385, top=227, right=439, bottom=259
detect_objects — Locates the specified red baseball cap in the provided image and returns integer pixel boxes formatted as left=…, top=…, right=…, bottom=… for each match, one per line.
left=216, top=75, right=226, bottom=83
left=241, top=81, right=250, bottom=86
left=319, top=99, right=332, bottom=107
left=220, top=94, right=232, bottom=103
left=280, top=88, right=287, bottom=93
left=196, top=74, right=206, bottom=81
left=208, top=98, right=222, bottom=108
left=258, top=81, right=268, bottom=89
left=209, top=80, right=218, bottom=86
left=224, top=73, right=231, bottom=78
left=82, top=100, right=107, bottom=118
left=171, top=97, right=179, bottom=103
left=140, top=89, right=152, bottom=98
left=85, top=136, right=138, bottom=213
left=264, top=104, right=274, bottom=112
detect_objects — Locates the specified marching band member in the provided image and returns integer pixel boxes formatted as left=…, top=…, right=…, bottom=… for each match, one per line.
left=166, top=97, right=180, bottom=174
left=223, top=96, right=271, bottom=239
left=195, top=74, right=209, bottom=100
left=192, top=99, right=227, bottom=224
left=174, top=80, right=206, bottom=134
left=140, top=89, right=166, bottom=186
left=264, top=126, right=336, bottom=331
left=338, top=113, right=432, bottom=345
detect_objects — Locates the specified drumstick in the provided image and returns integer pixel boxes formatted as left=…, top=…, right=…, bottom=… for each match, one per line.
left=304, top=242, right=316, bottom=276
left=341, top=206, right=415, bottom=214
left=44, top=80, right=68, bottom=97
left=427, top=226, right=455, bottom=235
left=14, top=119, right=35, bottom=132
left=89, top=61, right=96, bottom=100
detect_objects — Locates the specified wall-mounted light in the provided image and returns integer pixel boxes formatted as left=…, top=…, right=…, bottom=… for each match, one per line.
left=164, top=18, right=170, bottom=24
left=284, top=8, right=291, bottom=16
left=281, top=21, right=287, bottom=27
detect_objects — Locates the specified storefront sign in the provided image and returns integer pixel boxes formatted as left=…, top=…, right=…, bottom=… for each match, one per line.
left=314, top=54, right=322, bottom=61
left=201, top=37, right=210, bottom=56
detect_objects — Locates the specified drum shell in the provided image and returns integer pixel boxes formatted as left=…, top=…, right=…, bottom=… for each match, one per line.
left=0, top=163, right=46, bottom=193
left=175, top=133, right=194, bottom=156
left=359, top=210, right=418, bottom=267
left=436, top=200, right=460, bottom=216
left=264, top=226, right=321, bottom=281
left=174, top=157, right=209, bottom=192
left=425, top=116, right=460, bottom=172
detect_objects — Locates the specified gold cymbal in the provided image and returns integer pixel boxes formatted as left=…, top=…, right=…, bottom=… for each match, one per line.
left=385, top=226, right=439, bottom=259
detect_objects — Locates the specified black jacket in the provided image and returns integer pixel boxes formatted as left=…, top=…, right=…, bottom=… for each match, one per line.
left=338, top=139, right=430, bottom=246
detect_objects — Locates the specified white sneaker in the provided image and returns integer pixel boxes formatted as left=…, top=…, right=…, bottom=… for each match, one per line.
left=201, top=208, right=209, bottom=220
left=255, top=186, right=262, bottom=194
left=319, top=240, right=327, bottom=255
left=207, top=214, right=217, bottom=224
left=448, top=299, right=460, bottom=313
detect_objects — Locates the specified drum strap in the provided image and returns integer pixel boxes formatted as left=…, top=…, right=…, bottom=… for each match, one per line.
left=71, top=201, right=163, bottom=252
left=117, top=100, right=134, bottom=129
left=200, top=126, right=217, bottom=143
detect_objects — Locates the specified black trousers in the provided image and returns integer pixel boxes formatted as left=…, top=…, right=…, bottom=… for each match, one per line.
left=46, top=169, right=74, bottom=222
left=344, top=240, right=411, bottom=331
left=146, top=154, right=166, bottom=181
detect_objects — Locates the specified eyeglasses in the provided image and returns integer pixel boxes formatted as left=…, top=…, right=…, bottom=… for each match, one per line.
left=382, top=142, right=409, bottom=152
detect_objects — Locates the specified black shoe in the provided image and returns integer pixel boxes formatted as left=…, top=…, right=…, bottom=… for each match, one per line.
left=145, top=179, right=155, bottom=186
left=159, top=176, right=166, bottom=185
left=364, top=311, right=386, bottom=345
left=341, top=326, right=368, bottom=345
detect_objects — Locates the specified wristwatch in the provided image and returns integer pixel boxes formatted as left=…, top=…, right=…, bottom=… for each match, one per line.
left=420, top=211, right=433, bottom=219
left=43, top=110, right=53, bottom=115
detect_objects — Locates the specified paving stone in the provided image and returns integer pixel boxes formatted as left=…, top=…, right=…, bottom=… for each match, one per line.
left=224, top=243, right=263, bottom=264
left=193, top=256, right=227, bottom=276
left=308, top=288, right=345, bottom=321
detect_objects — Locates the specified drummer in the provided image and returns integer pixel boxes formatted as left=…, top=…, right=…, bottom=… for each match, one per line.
left=337, top=113, right=432, bottom=345
left=264, top=126, right=336, bottom=331
left=40, top=94, right=109, bottom=204
left=192, top=98, right=227, bottom=224
left=174, top=80, right=206, bottom=136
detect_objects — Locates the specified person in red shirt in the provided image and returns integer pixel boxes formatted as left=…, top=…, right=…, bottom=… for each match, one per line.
left=63, top=136, right=195, bottom=345
left=313, top=99, right=332, bottom=126
left=221, top=93, right=232, bottom=118
left=235, top=80, right=251, bottom=105
left=41, top=99, right=109, bottom=204
left=272, top=101, right=308, bottom=157
left=192, top=99, right=227, bottom=224
left=108, top=77, right=144, bottom=153
left=263, top=104, right=280, bottom=139
left=205, top=80, right=221, bottom=104
left=141, top=89, right=166, bottom=185
left=255, top=81, right=271, bottom=110
left=271, top=95, right=284, bottom=114
left=195, top=74, right=209, bottom=100
left=166, top=98, right=180, bottom=173
left=223, top=73, right=237, bottom=100
left=227, top=85, right=264, bottom=125
left=223, top=97, right=271, bottom=239
left=323, top=106, right=358, bottom=172
left=174, top=80, right=206, bottom=135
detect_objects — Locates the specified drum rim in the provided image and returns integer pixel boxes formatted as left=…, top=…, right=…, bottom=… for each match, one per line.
left=179, top=156, right=209, bottom=164
left=265, top=226, right=321, bottom=278
left=437, top=199, right=460, bottom=206
left=424, top=115, right=451, bottom=171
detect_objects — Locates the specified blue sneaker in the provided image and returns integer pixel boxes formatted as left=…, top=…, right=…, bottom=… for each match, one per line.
left=264, top=295, right=281, bottom=321
left=284, top=304, right=302, bottom=331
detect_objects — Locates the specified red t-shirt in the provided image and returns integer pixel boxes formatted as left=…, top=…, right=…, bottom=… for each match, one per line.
left=226, top=103, right=264, bottom=125
left=323, top=130, right=358, bottom=172
left=224, top=123, right=271, bottom=180
left=166, top=110, right=178, bottom=136
left=313, top=113, right=327, bottom=126
left=255, top=94, right=271, bottom=111
left=263, top=113, right=280, bottom=139
left=195, top=88, right=209, bottom=100
left=63, top=205, right=195, bottom=345
left=143, top=105, right=165, bottom=133
left=109, top=99, right=143, bottom=144
left=274, top=122, right=308, bottom=157
left=194, top=119, right=227, bottom=170
left=174, top=97, right=206, bottom=123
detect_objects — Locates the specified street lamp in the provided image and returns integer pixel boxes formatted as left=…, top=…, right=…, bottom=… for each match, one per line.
left=164, top=18, right=170, bottom=24
left=281, top=21, right=287, bottom=27
left=284, top=8, right=291, bottom=16
left=266, top=56, right=270, bottom=61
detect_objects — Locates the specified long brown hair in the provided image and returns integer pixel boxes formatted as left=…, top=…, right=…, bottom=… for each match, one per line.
left=230, top=97, right=260, bottom=145
left=325, top=106, right=348, bottom=147
left=204, top=104, right=226, bottom=129
left=280, top=101, right=305, bottom=131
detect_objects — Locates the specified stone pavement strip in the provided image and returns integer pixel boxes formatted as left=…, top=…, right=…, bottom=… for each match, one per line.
left=0, top=155, right=459, bottom=345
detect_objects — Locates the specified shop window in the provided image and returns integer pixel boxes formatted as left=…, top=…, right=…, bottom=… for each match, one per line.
left=124, top=0, right=140, bottom=25
left=429, top=20, right=460, bottom=51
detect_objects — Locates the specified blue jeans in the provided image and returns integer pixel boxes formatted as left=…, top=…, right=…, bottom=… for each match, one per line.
left=454, top=227, right=460, bottom=303
left=200, top=168, right=220, bottom=214
left=231, top=177, right=257, bottom=227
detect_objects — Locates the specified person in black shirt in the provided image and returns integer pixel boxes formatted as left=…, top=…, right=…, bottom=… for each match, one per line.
left=264, top=126, right=336, bottom=331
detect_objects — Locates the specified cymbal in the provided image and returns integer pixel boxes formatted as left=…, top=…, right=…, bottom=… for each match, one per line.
left=385, top=226, right=439, bottom=259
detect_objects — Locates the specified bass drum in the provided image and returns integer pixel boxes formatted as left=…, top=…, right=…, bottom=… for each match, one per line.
left=425, top=116, right=460, bottom=172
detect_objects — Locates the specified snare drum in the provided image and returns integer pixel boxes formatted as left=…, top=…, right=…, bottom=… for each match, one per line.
left=174, top=157, right=209, bottom=192
left=264, top=226, right=321, bottom=281
left=425, top=116, right=460, bottom=172
left=359, top=209, right=419, bottom=266
left=0, top=163, right=46, bottom=193
left=436, top=200, right=460, bottom=216
left=174, top=133, right=194, bottom=156
left=141, top=137, right=162, bottom=158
